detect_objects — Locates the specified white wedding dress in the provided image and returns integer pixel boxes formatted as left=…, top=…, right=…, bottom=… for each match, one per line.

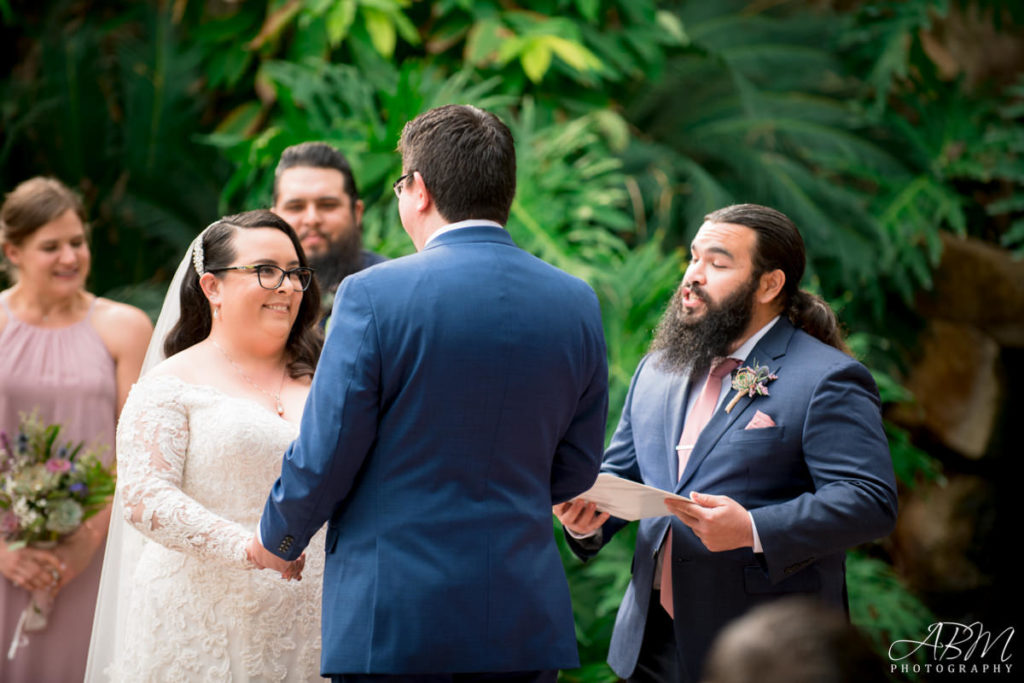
left=103, top=373, right=324, bottom=682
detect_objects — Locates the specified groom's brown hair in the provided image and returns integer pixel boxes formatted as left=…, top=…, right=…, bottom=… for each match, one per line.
left=397, top=105, right=516, bottom=225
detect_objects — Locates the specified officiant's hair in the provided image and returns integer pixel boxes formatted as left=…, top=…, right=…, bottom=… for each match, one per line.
left=704, top=204, right=849, bottom=354
left=398, top=104, right=515, bottom=225
left=164, top=210, right=323, bottom=377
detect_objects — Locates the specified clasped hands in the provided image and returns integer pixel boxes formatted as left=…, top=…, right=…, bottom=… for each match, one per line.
left=554, top=491, right=753, bottom=552
left=0, top=543, right=66, bottom=593
left=246, top=535, right=305, bottom=581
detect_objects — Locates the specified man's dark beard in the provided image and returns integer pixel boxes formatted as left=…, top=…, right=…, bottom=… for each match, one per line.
left=309, top=226, right=364, bottom=296
left=651, top=276, right=759, bottom=376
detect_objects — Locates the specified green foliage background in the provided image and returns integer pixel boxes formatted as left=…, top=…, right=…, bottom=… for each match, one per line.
left=3, top=0, right=1022, bottom=679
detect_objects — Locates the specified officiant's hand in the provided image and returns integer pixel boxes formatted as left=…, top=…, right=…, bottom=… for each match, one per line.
left=553, top=499, right=609, bottom=537
left=666, top=492, right=753, bottom=552
left=246, top=534, right=305, bottom=581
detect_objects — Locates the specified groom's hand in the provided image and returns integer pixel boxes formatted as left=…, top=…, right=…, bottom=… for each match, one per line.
left=553, top=499, right=608, bottom=537
left=246, top=534, right=305, bottom=581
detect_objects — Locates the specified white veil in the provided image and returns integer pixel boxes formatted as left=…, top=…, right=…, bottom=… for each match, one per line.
left=84, top=230, right=207, bottom=681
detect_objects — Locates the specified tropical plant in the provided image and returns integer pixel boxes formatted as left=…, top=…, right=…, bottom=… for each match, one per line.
left=0, top=1, right=227, bottom=305
left=4, top=1, right=1019, bottom=680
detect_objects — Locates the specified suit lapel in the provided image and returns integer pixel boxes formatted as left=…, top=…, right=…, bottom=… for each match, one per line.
left=662, top=366, right=696, bottom=486
left=676, top=319, right=795, bottom=493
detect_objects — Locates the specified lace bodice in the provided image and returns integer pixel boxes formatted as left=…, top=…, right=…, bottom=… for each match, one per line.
left=117, top=374, right=293, bottom=567
left=109, top=374, right=324, bottom=682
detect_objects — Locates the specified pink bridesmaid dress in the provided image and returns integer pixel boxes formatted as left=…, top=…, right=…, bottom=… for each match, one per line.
left=0, top=292, right=116, bottom=682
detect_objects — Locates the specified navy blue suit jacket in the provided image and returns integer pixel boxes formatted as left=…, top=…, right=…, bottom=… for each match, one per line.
left=260, top=225, right=608, bottom=675
left=568, top=318, right=897, bottom=682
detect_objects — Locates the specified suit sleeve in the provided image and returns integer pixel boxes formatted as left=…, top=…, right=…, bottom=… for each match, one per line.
left=562, top=354, right=650, bottom=560
left=550, top=291, right=609, bottom=505
left=259, top=277, right=381, bottom=560
left=750, top=359, right=898, bottom=583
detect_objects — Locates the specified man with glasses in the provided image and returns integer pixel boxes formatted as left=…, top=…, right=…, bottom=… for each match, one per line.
left=270, top=142, right=386, bottom=317
left=249, top=105, right=609, bottom=683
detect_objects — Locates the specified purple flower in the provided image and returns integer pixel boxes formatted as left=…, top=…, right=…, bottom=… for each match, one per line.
left=70, top=482, right=89, bottom=497
left=45, top=458, right=72, bottom=474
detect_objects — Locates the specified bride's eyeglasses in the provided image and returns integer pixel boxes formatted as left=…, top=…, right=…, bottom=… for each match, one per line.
left=207, top=264, right=315, bottom=291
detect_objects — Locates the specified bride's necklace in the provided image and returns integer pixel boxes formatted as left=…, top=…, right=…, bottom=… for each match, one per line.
left=212, top=340, right=287, bottom=417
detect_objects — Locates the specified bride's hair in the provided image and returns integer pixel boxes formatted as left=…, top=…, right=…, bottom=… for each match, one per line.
left=163, top=210, right=323, bottom=377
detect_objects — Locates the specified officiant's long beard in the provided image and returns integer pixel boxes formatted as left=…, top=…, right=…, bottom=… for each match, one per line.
left=651, top=276, right=759, bottom=376
left=309, top=226, right=364, bottom=295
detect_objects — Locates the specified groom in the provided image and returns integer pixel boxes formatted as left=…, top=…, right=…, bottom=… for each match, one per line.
left=248, top=104, right=609, bottom=682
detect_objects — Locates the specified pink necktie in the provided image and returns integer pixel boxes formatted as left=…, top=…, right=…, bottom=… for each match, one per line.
left=659, top=357, right=740, bottom=618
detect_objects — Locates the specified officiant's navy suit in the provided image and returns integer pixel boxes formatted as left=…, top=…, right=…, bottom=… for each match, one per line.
left=567, top=318, right=897, bottom=682
left=260, top=224, right=608, bottom=676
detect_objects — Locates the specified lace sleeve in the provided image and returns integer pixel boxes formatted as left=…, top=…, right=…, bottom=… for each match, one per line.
left=115, top=377, right=254, bottom=569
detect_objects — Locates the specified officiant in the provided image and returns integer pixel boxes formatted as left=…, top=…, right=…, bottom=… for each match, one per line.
left=555, top=204, right=897, bottom=683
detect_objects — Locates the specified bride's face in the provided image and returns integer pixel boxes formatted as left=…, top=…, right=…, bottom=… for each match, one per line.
left=209, top=227, right=304, bottom=344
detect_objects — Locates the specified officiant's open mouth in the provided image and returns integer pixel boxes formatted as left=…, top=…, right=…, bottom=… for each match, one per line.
left=263, top=303, right=292, bottom=314
left=681, top=285, right=709, bottom=311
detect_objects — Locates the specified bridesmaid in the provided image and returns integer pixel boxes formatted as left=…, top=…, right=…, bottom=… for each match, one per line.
left=0, top=177, right=152, bottom=681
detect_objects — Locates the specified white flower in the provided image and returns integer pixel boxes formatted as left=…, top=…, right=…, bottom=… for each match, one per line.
left=45, top=499, right=83, bottom=535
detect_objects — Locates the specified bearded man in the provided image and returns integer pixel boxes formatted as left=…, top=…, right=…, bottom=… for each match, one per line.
left=555, top=204, right=897, bottom=683
left=271, top=142, right=387, bottom=317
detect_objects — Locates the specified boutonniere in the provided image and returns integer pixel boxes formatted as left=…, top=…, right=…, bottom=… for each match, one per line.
left=725, top=361, right=778, bottom=413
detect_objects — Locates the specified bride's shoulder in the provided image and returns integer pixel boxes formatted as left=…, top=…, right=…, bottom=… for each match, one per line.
left=147, top=343, right=217, bottom=382
left=131, top=346, right=216, bottom=399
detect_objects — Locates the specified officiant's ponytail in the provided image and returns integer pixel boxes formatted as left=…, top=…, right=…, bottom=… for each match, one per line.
left=704, top=204, right=850, bottom=354
left=786, top=290, right=849, bottom=354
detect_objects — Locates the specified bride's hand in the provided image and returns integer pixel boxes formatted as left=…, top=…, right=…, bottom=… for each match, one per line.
left=246, top=533, right=303, bottom=580
left=281, top=554, right=305, bottom=582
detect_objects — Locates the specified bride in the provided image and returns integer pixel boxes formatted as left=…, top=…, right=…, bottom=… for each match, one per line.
left=86, top=210, right=326, bottom=681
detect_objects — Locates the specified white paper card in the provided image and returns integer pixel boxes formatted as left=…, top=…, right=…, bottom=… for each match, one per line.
left=577, top=473, right=697, bottom=521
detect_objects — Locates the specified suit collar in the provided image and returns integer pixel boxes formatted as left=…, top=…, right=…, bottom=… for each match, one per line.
left=675, top=317, right=796, bottom=492
left=422, top=224, right=514, bottom=251
left=744, top=315, right=793, bottom=363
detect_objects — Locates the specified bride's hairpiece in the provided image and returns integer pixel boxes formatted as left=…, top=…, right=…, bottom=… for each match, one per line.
left=190, top=222, right=220, bottom=277
left=191, top=236, right=205, bottom=276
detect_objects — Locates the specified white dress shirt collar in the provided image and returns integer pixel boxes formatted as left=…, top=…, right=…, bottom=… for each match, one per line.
left=424, top=219, right=505, bottom=247
left=729, top=315, right=781, bottom=364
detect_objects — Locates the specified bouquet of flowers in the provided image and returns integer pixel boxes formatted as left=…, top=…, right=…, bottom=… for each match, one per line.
left=0, top=413, right=114, bottom=547
left=0, top=412, right=115, bottom=659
